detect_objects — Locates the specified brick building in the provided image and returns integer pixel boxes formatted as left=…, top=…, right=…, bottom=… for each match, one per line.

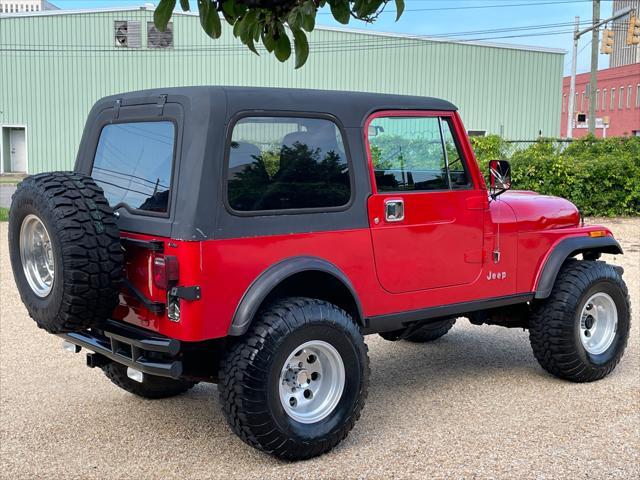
left=561, top=63, right=640, bottom=138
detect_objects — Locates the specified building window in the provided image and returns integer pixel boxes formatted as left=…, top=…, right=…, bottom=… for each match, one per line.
left=628, top=86, right=632, bottom=109
left=581, top=91, right=585, bottom=111
left=576, top=92, right=580, bottom=111
left=610, top=88, right=615, bottom=110
left=226, top=116, right=351, bottom=212
left=636, top=84, right=640, bottom=109
left=602, top=89, right=607, bottom=111
left=596, top=90, right=600, bottom=111
left=619, top=87, right=624, bottom=110
left=562, top=94, right=567, bottom=113
left=92, top=122, right=176, bottom=213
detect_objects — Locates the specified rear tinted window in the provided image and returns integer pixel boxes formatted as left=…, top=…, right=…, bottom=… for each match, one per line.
left=92, top=121, right=175, bottom=213
left=226, top=116, right=351, bottom=212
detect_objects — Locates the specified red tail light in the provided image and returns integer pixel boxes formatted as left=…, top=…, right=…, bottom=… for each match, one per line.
left=153, top=255, right=179, bottom=289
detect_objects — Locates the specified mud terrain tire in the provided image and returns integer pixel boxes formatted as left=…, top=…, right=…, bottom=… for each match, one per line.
left=379, top=318, right=456, bottom=342
left=102, top=363, right=197, bottom=399
left=404, top=318, right=457, bottom=343
left=219, top=297, right=370, bottom=460
left=8, top=172, right=123, bottom=333
left=529, top=260, right=630, bottom=382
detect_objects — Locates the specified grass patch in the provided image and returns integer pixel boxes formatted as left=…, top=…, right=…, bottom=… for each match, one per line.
left=0, top=207, right=8, bottom=222
left=0, top=176, right=24, bottom=184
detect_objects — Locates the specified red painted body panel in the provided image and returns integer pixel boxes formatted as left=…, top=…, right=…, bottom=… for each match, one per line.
left=367, top=191, right=485, bottom=292
left=113, top=111, right=615, bottom=342
left=501, top=191, right=581, bottom=232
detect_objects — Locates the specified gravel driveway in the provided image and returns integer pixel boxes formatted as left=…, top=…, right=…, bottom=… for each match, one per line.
left=0, top=184, right=17, bottom=209
left=1, top=218, right=638, bottom=479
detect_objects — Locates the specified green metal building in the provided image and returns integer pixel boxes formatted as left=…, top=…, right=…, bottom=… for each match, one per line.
left=0, top=6, right=565, bottom=174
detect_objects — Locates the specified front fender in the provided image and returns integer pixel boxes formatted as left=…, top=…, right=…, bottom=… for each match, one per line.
left=534, top=236, right=623, bottom=299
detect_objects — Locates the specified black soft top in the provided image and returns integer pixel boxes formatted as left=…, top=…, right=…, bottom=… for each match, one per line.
left=96, top=86, right=457, bottom=128
left=76, top=86, right=457, bottom=240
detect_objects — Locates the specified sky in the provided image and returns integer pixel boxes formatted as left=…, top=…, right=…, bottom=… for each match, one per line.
left=49, top=0, right=622, bottom=75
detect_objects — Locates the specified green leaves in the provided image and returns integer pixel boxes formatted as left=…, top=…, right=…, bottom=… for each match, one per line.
left=154, top=0, right=176, bottom=32
left=292, top=28, right=309, bottom=69
left=394, top=0, right=405, bottom=21
left=329, top=0, right=351, bottom=24
left=275, top=31, right=291, bottom=62
left=153, top=0, right=406, bottom=68
left=470, top=135, right=640, bottom=216
left=198, top=0, right=222, bottom=39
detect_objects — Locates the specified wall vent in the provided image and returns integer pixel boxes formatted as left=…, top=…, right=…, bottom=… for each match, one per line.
left=467, top=130, right=487, bottom=137
left=114, top=21, right=142, bottom=48
left=147, top=21, right=174, bottom=49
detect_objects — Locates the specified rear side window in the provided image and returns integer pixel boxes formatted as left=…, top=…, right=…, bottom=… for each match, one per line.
left=92, top=121, right=175, bottom=213
left=367, top=115, right=470, bottom=192
left=226, top=116, right=351, bottom=212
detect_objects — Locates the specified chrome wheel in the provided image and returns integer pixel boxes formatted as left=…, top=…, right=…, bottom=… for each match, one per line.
left=580, top=292, right=617, bottom=355
left=19, top=214, right=55, bottom=297
left=279, top=340, right=345, bottom=424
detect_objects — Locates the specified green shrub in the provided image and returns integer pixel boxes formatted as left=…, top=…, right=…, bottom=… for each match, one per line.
left=470, top=135, right=640, bottom=217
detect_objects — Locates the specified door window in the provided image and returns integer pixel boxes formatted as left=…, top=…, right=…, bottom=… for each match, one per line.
left=441, top=119, right=471, bottom=189
left=367, top=115, right=470, bottom=192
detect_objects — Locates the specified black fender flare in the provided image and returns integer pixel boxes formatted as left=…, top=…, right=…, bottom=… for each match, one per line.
left=227, top=256, right=364, bottom=336
left=534, top=236, right=623, bottom=299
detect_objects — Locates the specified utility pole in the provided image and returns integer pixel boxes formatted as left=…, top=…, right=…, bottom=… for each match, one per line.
left=565, top=5, right=633, bottom=138
left=567, top=16, right=580, bottom=139
left=588, top=0, right=600, bottom=135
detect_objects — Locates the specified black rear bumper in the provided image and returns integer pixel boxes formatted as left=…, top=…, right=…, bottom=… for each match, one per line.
left=58, top=320, right=183, bottom=379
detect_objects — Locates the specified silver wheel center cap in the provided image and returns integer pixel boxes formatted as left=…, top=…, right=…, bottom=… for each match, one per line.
left=296, top=370, right=309, bottom=386
left=284, top=367, right=310, bottom=388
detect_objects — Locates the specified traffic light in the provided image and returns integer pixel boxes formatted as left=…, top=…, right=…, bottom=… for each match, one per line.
left=601, top=28, right=615, bottom=54
left=627, top=15, right=640, bottom=45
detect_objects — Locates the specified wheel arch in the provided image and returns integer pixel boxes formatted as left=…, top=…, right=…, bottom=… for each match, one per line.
left=227, top=256, right=365, bottom=336
left=534, top=236, right=623, bottom=299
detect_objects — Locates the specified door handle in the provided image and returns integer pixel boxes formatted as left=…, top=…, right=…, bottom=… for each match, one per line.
left=385, top=199, right=404, bottom=222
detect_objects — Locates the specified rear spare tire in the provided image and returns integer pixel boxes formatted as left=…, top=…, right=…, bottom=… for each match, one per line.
left=8, top=172, right=123, bottom=333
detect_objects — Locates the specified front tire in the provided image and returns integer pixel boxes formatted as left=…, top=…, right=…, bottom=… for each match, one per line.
left=219, top=297, right=369, bottom=460
left=529, top=260, right=630, bottom=382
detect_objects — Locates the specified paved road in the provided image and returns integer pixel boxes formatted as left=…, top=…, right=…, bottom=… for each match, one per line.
left=0, top=184, right=17, bottom=208
left=0, top=219, right=638, bottom=479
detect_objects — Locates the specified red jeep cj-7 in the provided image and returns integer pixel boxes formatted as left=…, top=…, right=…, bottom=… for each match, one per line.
left=8, top=87, right=630, bottom=460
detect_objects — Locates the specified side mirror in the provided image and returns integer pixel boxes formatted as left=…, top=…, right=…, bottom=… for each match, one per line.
left=489, top=160, right=511, bottom=197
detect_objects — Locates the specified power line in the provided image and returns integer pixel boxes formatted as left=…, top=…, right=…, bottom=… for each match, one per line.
left=318, top=0, right=609, bottom=15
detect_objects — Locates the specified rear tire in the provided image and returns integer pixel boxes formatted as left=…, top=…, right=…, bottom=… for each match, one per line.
left=529, top=260, right=630, bottom=382
left=102, top=363, right=197, bottom=399
left=8, top=172, right=123, bottom=333
left=219, top=297, right=369, bottom=460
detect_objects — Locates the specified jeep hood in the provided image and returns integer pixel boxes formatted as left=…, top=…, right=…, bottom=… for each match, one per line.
left=499, top=190, right=580, bottom=232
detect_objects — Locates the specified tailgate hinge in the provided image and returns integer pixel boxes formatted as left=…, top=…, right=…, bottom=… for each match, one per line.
left=169, top=286, right=201, bottom=301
